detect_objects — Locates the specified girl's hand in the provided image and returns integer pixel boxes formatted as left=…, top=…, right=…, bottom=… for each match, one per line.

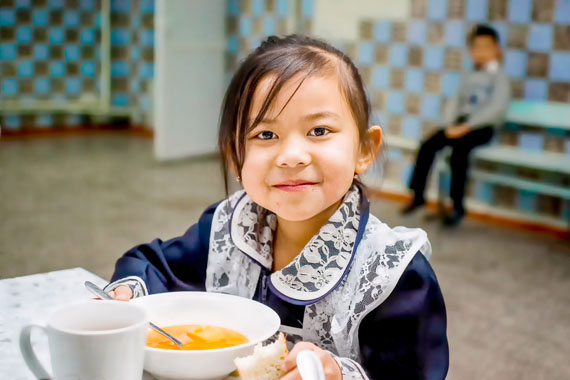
left=107, top=285, right=133, bottom=301
left=280, top=342, right=342, bottom=380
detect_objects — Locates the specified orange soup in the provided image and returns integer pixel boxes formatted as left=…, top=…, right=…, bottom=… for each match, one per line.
left=146, top=325, right=249, bottom=350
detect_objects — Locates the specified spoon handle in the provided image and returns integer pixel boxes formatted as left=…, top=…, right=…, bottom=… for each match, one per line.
left=84, top=281, right=184, bottom=348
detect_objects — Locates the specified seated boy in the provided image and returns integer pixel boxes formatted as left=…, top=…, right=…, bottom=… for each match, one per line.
left=402, top=24, right=510, bottom=226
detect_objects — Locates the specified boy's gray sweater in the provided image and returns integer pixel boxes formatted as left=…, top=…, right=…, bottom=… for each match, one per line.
left=444, top=65, right=511, bottom=128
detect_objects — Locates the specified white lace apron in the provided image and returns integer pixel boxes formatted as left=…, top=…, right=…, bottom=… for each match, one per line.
left=205, top=186, right=431, bottom=375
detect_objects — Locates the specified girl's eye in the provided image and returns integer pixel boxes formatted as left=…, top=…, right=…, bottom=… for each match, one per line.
left=256, top=131, right=277, bottom=140
left=309, top=127, right=330, bottom=137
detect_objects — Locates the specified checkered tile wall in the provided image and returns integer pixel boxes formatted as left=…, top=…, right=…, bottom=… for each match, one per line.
left=0, top=0, right=154, bottom=130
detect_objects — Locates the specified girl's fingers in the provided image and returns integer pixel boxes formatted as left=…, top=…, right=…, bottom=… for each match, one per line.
left=106, top=290, right=116, bottom=299
left=282, top=342, right=318, bottom=373
left=113, top=286, right=133, bottom=301
left=279, top=367, right=302, bottom=380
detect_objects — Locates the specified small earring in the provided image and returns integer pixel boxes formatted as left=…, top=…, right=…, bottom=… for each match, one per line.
left=236, top=176, right=241, bottom=183
left=354, top=173, right=359, bottom=179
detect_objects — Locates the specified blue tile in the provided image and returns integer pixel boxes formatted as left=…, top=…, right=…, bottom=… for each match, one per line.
left=421, top=94, right=442, bottom=120
left=518, top=190, right=537, bottom=212
left=33, top=44, right=49, bottom=60
left=428, top=0, right=447, bottom=20
left=228, top=0, right=239, bottom=15
left=519, top=132, right=543, bottom=152
left=403, top=116, right=422, bottom=139
left=111, top=61, right=130, bottom=77
left=141, top=30, right=154, bottom=46
left=17, top=61, right=34, bottom=77
left=49, top=0, right=64, bottom=8
left=0, top=9, right=15, bottom=26
left=389, top=44, right=408, bottom=67
left=112, top=94, right=129, bottom=107
left=388, top=147, right=403, bottom=162
left=50, top=61, right=65, bottom=77
left=49, top=28, right=65, bottom=44
left=15, top=0, right=31, bottom=8
left=140, top=0, right=154, bottom=13
left=253, top=0, right=264, bottom=15
left=550, top=53, right=570, bottom=81
left=228, top=35, right=238, bottom=53
left=555, top=0, right=570, bottom=23
left=444, top=21, right=465, bottom=47
left=140, top=63, right=154, bottom=79
left=359, top=42, right=374, bottom=65
left=16, top=26, right=33, bottom=44
left=64, top=11, right=79, bottom=27
left=80, top=0, right=95, bottom=11
left=490, top=22, right=507, bottom=47
left=111, top=29, right=130, bottom=45
left=0, top=44, right=17, bottom=60
left=80, top=29, right=96, bottom=45
left=524, top=79, right=548, bottom=101
left=374, top=21, right=391, bottom=42
left=2, top=79, right=18, bottom=95
left=442, top=72, right=460, bottom=96
left=401, top=164, right=414, bottom=186
left=408, top=21, right=427, bottom=45
left=111, top=0, right=130, bottom=12
left=81, top=61, right=96, bottom=77
left=475, top=182, right=493, bottom=202
left=425, top=46, right=444, bottom=70
left=302, top=0, right=315, bottom=17
left=387, top=91, right=405, bottom=114
left=35, top=78, right=50, bottom=94
left=466, top=0, right=487, bottom=21
left=372, top=66, right=390, bottom=88
left=3, top=115, right=21, bottom=130
left=508, top=0, right=532, bottom=22
left=528, top=24, right=553, bottom=52
left=276, top=0, right=288, bottom=16
left=37, top=114, right=54, bottom=127
left=264, top=18, right=276, bottom=35
left=504, top=50, right=527, bottom=78
left=32, top=9, right=48, bottom=26
left=66, top=78, right=81, bottom=94
left=64, top=45, right=80, bottom=61
left=240, top=17, right=252, bottom=35
left=405, top=69, right=424, bottom=93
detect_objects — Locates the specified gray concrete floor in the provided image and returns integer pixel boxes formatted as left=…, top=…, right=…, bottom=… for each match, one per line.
left=1, top=134, right=569, bottom=379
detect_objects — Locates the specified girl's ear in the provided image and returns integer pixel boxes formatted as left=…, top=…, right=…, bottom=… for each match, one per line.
left=355, top=125, right=383, bottom=175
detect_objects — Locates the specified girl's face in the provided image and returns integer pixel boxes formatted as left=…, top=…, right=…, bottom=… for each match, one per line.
left=241, top=73, right=376, bottom=222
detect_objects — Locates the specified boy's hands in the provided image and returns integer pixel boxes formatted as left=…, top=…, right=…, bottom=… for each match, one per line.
left=445, top=123, right=471, bottom=139
left=107, top=285, right=133, bottom=301
left=281, top=342, right=342, bottom=380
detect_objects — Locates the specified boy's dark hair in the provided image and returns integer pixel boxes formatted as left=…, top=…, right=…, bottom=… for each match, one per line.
left=218, top=34, right=375, bottom=194
left=469, top=24, right=500, bottom=44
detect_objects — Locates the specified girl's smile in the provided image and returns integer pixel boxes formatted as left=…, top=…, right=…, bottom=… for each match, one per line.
left=272, top=180, right=320, bottom=193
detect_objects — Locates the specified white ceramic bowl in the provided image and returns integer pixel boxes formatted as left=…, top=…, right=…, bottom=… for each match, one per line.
left=131, top=291, right=280, bottom=380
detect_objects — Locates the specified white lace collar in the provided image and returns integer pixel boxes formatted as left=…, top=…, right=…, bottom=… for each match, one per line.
left=229, top=185, right=367, bottom=305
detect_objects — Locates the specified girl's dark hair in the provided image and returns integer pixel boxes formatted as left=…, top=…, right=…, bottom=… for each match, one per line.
left=218, top=34, right=375, bottom=194
left=469, top=24, right=499, bottom=44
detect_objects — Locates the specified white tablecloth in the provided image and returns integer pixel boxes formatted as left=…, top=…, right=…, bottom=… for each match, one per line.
left=0, top=268, right=239, bottom=380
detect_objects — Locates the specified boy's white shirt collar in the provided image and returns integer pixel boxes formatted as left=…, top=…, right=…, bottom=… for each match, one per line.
left=485, top=60, right=499, bottom=73
left=229, top=186, right=362, bottom=303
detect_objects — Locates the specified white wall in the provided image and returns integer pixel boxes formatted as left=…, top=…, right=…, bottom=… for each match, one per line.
left=154, top=0, right=226, bottom=160
left=313, top=0, right=410, bottom=41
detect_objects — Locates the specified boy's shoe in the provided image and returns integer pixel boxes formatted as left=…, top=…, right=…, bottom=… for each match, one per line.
left=401, top=199, right=425, bottom=215
left=443, top=209, right=465, bottom=227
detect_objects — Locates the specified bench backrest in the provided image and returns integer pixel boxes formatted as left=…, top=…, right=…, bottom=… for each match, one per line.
left=506, top=101, right=570, bottom=131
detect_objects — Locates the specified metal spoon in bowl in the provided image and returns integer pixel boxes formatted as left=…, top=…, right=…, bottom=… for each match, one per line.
left=84, top=281, right=184, bottom=349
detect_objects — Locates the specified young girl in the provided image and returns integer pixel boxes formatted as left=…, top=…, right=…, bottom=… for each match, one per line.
left=105, top=35, right=449, bottom=380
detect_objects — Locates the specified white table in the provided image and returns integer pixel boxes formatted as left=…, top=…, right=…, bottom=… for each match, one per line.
left=0, top=268, right=238, bottom=380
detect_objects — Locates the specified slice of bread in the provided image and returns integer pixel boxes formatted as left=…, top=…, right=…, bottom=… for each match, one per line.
left=234, top=333, right=288, bottom=380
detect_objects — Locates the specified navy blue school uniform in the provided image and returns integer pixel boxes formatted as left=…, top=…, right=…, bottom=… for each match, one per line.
left=107, top=186, right=449, bottom=380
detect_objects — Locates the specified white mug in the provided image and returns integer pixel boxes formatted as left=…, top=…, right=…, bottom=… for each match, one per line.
left=20, top=300, right=149, bottom=380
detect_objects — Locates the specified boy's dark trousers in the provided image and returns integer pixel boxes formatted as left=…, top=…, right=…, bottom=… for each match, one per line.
left=408, top=125, right=494, bottom=213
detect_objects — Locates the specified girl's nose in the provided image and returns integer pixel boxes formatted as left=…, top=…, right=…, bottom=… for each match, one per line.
left=275, top=136, right=311, bottom=168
